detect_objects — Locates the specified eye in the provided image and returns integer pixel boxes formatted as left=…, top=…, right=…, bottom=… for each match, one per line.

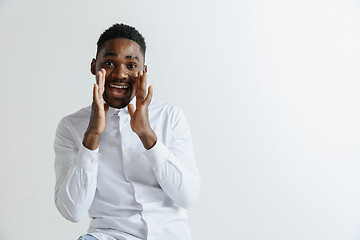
left=128, top=63, right=137, bottom=69
left=104, top=61, right=115, bottom=67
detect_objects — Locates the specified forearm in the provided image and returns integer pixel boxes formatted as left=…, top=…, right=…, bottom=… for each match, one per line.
left=55, top=69, right=106, bottom=222
left=138, top=129, right=157, bottom=150
left=83, top=131, right=101, bottom=150
left=144, top=141, right=201, bottom=208
left=54, top=146, right=99, bottom=222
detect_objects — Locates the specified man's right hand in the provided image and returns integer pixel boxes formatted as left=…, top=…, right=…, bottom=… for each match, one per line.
left=83, top=68, right=109, bottom=150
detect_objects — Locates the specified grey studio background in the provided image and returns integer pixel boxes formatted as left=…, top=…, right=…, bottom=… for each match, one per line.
left=1, top=0, right=360, bottom=239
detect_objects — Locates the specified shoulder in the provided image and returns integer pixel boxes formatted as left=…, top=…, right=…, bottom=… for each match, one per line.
left=148, top=99, right=188, bottom=126
left=55, top=106, right=91, bottom=149
left=57, top=105, right=91, bottom=131
left=149, top=99, right=183, bottom=116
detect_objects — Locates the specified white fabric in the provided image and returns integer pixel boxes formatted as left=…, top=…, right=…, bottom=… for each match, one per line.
left=54, top=99, right=200, bottom=240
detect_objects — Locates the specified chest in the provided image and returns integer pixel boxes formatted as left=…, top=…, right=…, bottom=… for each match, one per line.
left=96, top=112, right=168, bottom=187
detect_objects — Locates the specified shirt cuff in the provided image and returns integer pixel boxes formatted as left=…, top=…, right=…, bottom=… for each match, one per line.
left=75, top=145, right=100, bottom=172
left=143, top=140, right=169, bottom=170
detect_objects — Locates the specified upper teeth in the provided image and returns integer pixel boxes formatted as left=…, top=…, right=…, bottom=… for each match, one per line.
left=110, top=85, right=128, bottom=89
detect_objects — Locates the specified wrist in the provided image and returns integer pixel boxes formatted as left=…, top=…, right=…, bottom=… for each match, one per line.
left=138, top=129, right=157, bottom=150
left=83, top=131, right=101, bottom=150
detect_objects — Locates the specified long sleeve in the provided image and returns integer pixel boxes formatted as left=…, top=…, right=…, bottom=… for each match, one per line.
left=53, top=102, right=199, bottom=239
left=54, top=118, right=99, bottom=222
left=143, top=107, right=201, bottom=209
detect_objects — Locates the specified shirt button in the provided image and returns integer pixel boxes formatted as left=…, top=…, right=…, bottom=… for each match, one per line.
left=91, top=159, right=96, bottom=163
left=128, top=176, right=132, bottom=180
left=124, top=148, right=128, bottom=153
left=84, top=183, right=87, bottom=188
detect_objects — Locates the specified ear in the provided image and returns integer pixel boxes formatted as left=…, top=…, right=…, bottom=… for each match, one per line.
left=144, top=65, right=148, bottom=73
left=91, top=58, right=96, bottom=75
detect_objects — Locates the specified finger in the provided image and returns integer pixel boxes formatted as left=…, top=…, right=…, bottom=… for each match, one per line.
left=140, top=70, right=147, bottom=92
left=135, top=71, right=142, bottom=98
left=99, top=69, right=106, bottom=96
left=136, top=71, right=147, bottom=100
left=127, top=103, right=135, bottom=118
left=93, top=83, right=98, bottom=101
left=93, top=83, right=101, bottom=107
left=144, top=85, right=153, bottom=106
left=95, top=69, right=100, bottom=85
left=136, top=70, right=142, bottom=90
left=135, top=71, right=142, bottom=100
left=101, top=68, right=106, bottom=86
left=97, top=71, right=101, bottom=94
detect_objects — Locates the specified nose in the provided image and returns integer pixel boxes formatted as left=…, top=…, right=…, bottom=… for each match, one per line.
left=111, top=64, right=128, bottom=79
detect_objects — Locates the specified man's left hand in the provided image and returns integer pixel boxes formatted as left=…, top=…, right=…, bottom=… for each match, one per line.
left=128, top=69, right=157, bottom=149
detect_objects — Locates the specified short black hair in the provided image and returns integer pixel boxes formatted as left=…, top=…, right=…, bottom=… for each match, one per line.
left=97, top=23, right=146, bottom=58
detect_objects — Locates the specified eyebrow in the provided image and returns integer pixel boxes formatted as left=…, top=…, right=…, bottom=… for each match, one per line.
left=103, top=52, right=140, bottom=62
left=103, top=52, right=118, bottom=57
left=125, top=55, right=140, bottom=61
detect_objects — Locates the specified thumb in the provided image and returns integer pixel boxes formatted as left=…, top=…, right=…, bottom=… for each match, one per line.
left=128, top=103, right=135, bottom=118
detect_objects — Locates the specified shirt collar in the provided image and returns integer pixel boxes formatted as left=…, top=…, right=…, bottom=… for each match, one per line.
left=106, top=97, right=136, bottom=117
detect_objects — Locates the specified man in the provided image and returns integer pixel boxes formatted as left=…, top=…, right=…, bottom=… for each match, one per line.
left=54, top=23, right=201, bottom=240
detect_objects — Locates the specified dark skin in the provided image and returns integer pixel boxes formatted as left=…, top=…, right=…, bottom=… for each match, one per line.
left=83, top=38, right=157, bottom=150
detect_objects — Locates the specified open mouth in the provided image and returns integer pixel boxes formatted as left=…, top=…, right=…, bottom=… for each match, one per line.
left=107, top=84, right=131, bottom=98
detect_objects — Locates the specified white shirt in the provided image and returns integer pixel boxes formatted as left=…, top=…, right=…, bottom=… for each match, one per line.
left=54, top=99, right=200, bottom=240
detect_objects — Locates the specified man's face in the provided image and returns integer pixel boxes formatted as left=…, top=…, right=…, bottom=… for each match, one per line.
left=91, top=38, right=146, bottom=109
